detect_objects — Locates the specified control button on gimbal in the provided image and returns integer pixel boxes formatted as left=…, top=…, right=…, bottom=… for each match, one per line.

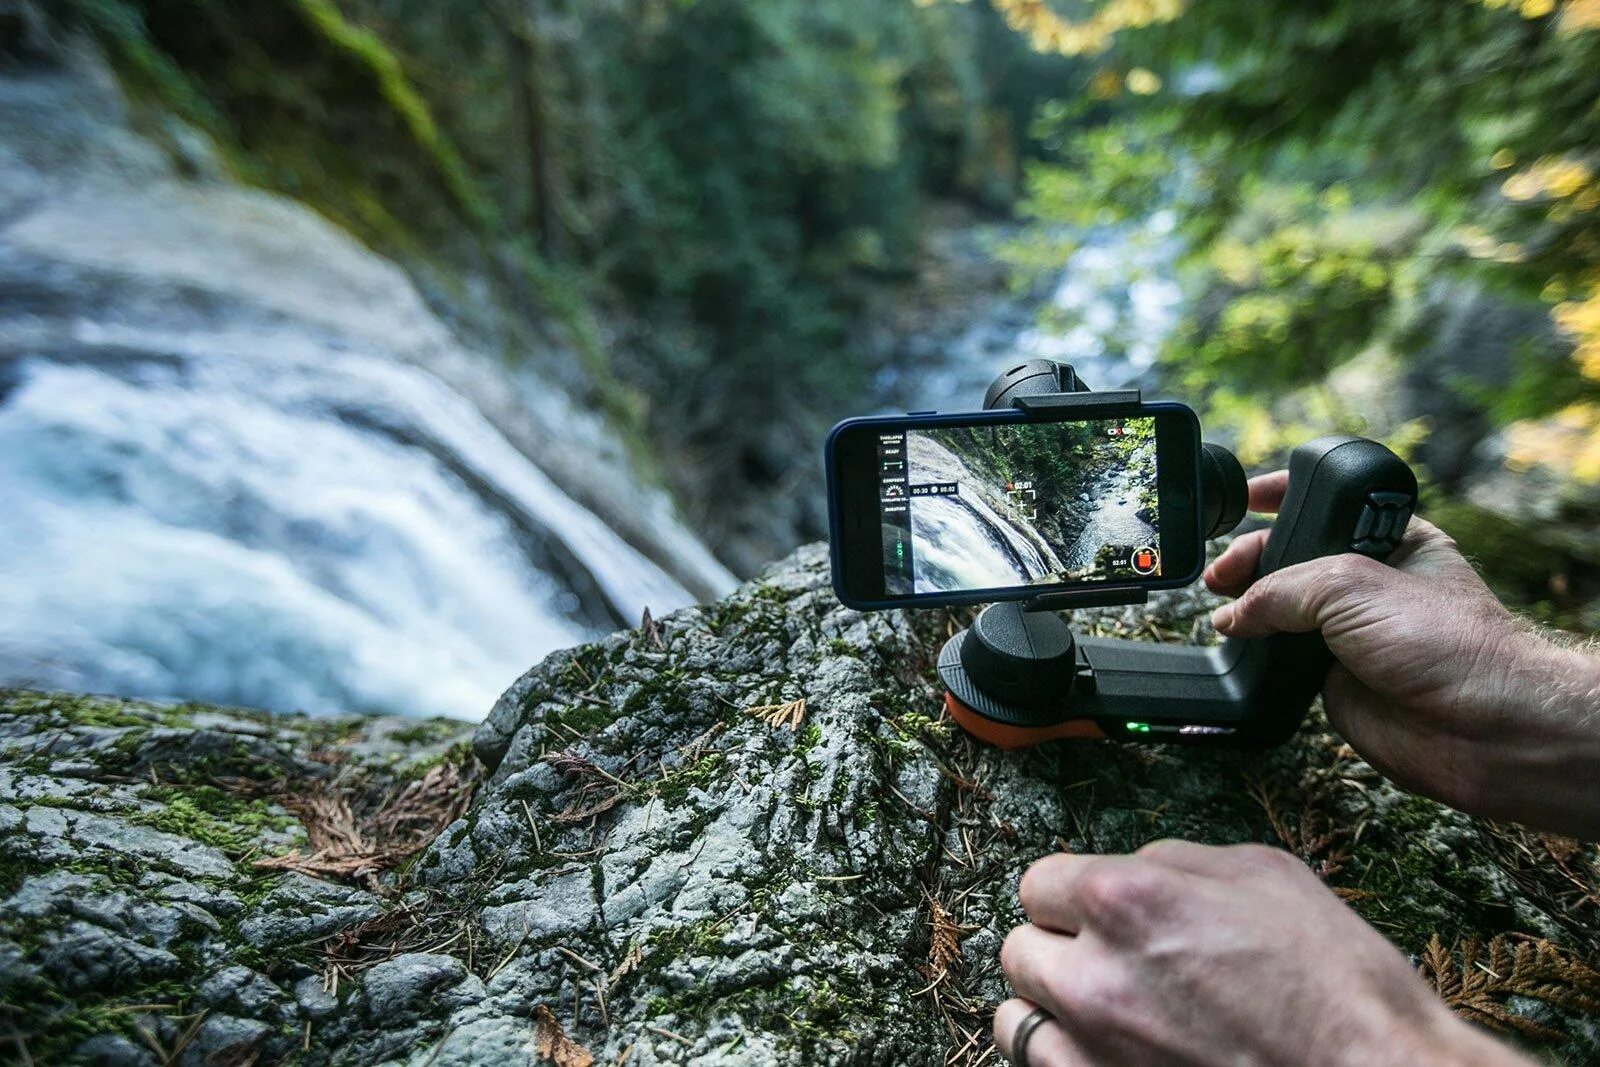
left=1349, top=491, right=1415, bottom=557
left=1353, top=508, right=1376, bottom=541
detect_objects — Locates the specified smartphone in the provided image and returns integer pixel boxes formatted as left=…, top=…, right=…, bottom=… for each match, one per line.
left=826, top=402, right=1203, bottom=610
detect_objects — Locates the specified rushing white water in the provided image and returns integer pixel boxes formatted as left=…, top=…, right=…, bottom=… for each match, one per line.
left=907, top=434, right=1061, bottom=593
left=909, top=493, right=1037, bottom=592
left=0, top=330, right=711, bottom=718
left=0, top=54, right=735, bottom=720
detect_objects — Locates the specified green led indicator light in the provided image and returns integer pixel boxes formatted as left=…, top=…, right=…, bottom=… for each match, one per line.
left=1125, top=721, right=1151, bottom=733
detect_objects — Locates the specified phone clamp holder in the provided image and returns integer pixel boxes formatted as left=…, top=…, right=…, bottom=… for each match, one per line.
left=937, top=359, right=1417, bottom=749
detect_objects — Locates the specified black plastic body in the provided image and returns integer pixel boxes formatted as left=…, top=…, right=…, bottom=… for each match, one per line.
left=825, top=402, right=1204, bottom=611
left=937, top=429, right=1419, bottom=748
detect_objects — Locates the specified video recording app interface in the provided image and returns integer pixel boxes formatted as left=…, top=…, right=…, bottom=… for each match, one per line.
left=878, top=418, right=1161, bottom=595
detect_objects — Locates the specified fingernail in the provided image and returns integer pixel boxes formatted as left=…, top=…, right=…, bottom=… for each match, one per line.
left=1211, top=604, right=1234, bottom=632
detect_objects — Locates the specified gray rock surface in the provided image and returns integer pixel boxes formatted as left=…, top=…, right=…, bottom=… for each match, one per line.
left=3, top=545, right=1598, bottom=1064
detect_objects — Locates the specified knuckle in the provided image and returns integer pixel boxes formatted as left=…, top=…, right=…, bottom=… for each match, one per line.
left=1135, top=838, right=1199, bottom=864
left=1079, top=861, right=1173, bottom=934
left=1314, top=554, right=1382, bottom=599
left=1232, top=842, right=1304, bottom=878
left=1416, top=520, right=1457, bottom=552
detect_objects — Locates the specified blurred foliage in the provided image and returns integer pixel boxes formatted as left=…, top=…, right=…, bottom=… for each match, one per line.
left=983, top=0, right=1600, bottom=486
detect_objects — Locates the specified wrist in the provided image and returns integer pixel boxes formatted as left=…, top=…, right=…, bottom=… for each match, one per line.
left=1402, top=1006, right=1534, bottom=1067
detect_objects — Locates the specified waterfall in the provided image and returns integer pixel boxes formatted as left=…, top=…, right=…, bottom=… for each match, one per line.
left=0, top=54, right=734, bottom=720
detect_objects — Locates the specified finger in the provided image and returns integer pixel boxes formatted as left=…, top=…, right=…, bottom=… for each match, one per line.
left=1203, top=528, right=1271, bottom=597
left=1211, top=553, right=1390, bottom=639
left=999, top=923, right=1081, bottom=1018
left=1387, top=517, right=1480, bottom=579
left=994, top=998, right=1090, bottom=1066
left=1018, top=853, right=1105, bottom=934
left=1247, top=470, right=1290, bottom=514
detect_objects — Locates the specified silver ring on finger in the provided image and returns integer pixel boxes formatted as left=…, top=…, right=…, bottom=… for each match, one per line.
left=1011, top=1006, right=1054, bottom=1067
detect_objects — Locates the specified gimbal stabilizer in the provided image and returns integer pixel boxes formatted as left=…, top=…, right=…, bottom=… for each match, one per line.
left=938, top=360, right=1418, bottom=750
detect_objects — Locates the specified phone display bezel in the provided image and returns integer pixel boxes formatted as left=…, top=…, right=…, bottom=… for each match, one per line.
left=826, top=402, right=1203, bottom=610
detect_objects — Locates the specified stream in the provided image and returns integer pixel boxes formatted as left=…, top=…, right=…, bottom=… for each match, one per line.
left=882, top=218, right=1179, bottom=589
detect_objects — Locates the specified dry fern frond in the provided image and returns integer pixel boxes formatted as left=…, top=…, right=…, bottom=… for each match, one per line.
left=1419, top=933, right=1600, bottom=1041
left=534, top=1004, right=595, bottom=1067
left=608, top=939, right=643, bottom=986
left=544, top=750, right=605, bottom=781
left=928, top=899, right=964, bottom=977
left=747, top=698, right=807, bottom=731
left=550, top=791, right=624, bottom=825
left=1244, top=774, right=1352, bottom=882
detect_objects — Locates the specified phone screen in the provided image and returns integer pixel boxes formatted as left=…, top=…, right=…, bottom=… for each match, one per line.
left=876, top=417, right=1163, bottom=595
left=828, top=404, right=1201, bottom=608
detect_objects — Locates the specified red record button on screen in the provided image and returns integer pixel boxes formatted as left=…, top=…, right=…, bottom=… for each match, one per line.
left=1131, top=546, right=1159, bottom=575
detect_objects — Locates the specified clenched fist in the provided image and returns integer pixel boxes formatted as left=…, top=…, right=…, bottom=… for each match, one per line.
left=994, top=842, right=1528, bottom=1066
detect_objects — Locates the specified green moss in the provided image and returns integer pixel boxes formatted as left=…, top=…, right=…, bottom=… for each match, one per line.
left=292, top=0, right=488, bottom=225
left=655, top=753, right=728, bottom=807
left=795, top=723, right=823, bottom=755
left=396, top=739, right=474, bottom=780
left=388, top=720, right=467, bottom=747
left=0, top=846, right=45, bottom=899
left=545, top=701, right=625, bottom=738
left=132, top=785, right=296, bottom=856
left=4, top=973, right=199, bottom=1063
left=0, top=690, right=149, bottom=730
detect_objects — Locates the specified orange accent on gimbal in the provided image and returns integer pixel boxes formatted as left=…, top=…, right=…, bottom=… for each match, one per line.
left=942, top=692, right=1106, bottom=750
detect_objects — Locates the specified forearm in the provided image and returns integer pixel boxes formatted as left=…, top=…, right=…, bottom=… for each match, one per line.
left=1469, top=629, right=1600, bottom=840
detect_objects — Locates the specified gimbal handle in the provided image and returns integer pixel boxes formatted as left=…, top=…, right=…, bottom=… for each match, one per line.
left=938, top=434, right=1418, bottom=748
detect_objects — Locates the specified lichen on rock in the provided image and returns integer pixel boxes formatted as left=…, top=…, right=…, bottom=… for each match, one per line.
left=3, top=545, right=1599, bottom=1064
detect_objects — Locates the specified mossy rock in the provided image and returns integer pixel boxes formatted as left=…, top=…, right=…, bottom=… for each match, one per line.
left=3, top=545, right=1598, bottom=1064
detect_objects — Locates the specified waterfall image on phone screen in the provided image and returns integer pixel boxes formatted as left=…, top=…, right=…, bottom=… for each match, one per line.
left=879, top=418, right=1160, bottom=595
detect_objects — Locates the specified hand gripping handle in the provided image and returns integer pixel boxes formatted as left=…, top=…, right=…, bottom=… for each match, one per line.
left=1239, top=435, right=1418, bottom=743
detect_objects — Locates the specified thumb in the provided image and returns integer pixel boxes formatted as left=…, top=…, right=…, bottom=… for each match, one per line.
left=1211, top=554, right=1391, bottom=639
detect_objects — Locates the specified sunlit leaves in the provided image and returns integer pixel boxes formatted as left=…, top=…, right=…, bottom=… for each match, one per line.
left=1502, top=157, right=1596, bottom=202
left=992, top=0, right=1600, bottom=479
left=1505, top=401, right=1600, bottom=479
left=987, top=0, right=1184, bottom=57
left=1560, top=0, right=1600, bottom=32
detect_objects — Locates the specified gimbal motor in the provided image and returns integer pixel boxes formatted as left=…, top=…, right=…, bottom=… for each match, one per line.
left=938, top=359, right=1417, bottom=750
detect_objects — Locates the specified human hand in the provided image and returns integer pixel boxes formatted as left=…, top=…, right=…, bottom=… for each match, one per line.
left=993, top=842, right=1529, bottom=1066
left=1204, top=472, right=1600, bottom=840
